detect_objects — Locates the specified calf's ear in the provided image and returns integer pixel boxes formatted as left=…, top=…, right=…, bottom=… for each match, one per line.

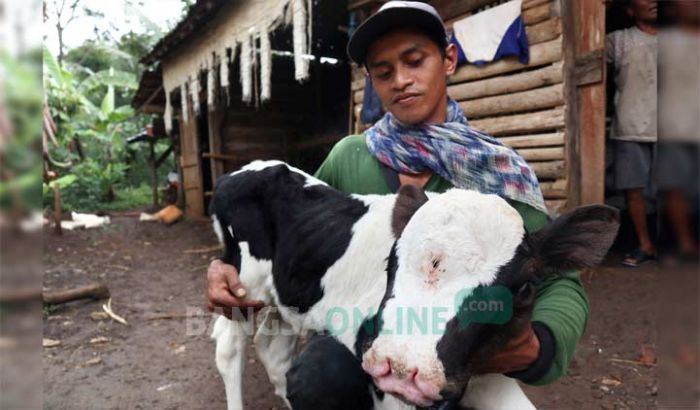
left=530, top=205, right=620, bottom=271
left=391, top=184, right=429, bottom=238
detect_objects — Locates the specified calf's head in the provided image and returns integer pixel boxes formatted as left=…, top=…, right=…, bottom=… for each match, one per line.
left=360, top=185, right=619, bottom=407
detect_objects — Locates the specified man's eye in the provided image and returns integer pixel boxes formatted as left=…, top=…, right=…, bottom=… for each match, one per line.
left=408, top=58, right=423, bottom=67
left=376, top=71, right=391, bottom=80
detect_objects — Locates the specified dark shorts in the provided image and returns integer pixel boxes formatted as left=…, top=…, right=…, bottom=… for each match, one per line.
left=612, top=140, right=656, bottom=191
left=656, top=142, right=699, bottom=195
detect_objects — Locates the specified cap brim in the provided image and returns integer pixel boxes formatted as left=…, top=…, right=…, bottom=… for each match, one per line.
left=347, top=8, right=447, bottom=65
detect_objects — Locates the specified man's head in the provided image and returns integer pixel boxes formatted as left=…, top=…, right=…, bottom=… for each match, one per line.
left=625, top=0, right=658, bottom=24
left=347, top=2, right=458, bottom=125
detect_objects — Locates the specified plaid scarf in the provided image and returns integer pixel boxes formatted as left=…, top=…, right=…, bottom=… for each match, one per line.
left=365, top=98, right=546, bottom=213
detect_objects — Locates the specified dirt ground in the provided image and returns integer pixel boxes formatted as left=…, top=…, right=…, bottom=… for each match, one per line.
left=43, top=216, right=660, bottom=410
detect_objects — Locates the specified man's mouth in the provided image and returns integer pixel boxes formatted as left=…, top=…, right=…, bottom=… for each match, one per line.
left=393, top=93, right=420, bottom=105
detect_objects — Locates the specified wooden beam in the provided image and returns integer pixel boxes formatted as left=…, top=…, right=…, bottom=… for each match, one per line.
left=460, top=83, right=564, bottom=118
left=141, top=104, right=165, bottom=114
left=137, top=85, right=164, bottom=113
left=575, top=49, right=605, bottom=86
left=540, top=178, right=568, bottom=199
left=516, top=146, right=565, bottom=161
left=202, top=152, right=237, bottom=161
left=523, top=0, right=550, bottom=10
left=526, top=17, right=561, bottom=45
left=155, top=145, right=174, bottom=169
left=470, top=106, right=565, bottom=136
left=450, top=62, right=562, bottom=101
left=449, top=37, right=562, bottom=84
left=523, top=3, right=551, bottom=26
left=530, top=160, right=565, bottom=180
left=432, top=0, right=495, bottom=22
left=498, top=132, right=565, bottom=148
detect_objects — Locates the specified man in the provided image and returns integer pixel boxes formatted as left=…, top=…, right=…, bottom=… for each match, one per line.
left=207, top=2, right=589, bottom=408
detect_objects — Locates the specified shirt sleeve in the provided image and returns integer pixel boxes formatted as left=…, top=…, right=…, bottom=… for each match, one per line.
left=606, top=31, right=616, bottom=65
left=527, top=271, right=589, bottom=385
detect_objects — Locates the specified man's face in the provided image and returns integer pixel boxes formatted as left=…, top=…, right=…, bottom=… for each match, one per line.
left=365, top=28, right=457, bottom=125
left=627, top=0, right=658, bottom=23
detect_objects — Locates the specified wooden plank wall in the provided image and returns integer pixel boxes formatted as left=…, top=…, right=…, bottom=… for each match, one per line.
left=349, top=0, right=569, bottom=215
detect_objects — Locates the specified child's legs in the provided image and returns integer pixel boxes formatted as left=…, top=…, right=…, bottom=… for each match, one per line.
left=613, top=140, right=656, bottom=253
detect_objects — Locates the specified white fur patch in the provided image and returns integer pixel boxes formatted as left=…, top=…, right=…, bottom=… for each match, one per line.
left=211, top=214, right=225, bottom=245
left=230, top=160, right=327, bottom=188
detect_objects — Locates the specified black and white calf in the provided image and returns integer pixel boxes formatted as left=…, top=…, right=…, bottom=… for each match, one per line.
left=210, top=160, right=619, bottom=410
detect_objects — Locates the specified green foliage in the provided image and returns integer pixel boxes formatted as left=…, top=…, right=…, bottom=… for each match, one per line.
left=43, top=23, right=172, bottom=213
left=0, top=50, right=43, bottom=212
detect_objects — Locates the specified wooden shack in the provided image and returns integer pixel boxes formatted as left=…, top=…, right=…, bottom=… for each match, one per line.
left=133, top=0, right=350, bottom=217
left=134, top=0, right=607, bottom=218
left=350, top=0, right=606, bottom=215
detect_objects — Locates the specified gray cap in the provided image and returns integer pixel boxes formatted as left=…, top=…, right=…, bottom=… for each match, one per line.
left=347, top=1, right=448, bottom=65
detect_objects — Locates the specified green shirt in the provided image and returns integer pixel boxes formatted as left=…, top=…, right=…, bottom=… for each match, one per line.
left=314, top=134, right=589, bottom=385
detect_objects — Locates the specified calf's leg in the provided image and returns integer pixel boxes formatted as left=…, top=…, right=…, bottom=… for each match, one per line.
left=253, top=309, right=298, bottom=408
left=459, top=374, right=536, bottom=410
left=212, top=315, right=250, bottom=410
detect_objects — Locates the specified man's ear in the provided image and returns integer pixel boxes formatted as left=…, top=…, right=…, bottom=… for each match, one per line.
left=392, top=184, right=429, bottom=238
left=444, top=43, right=458, bottom=76
left=529, top=205, right=620, bottom=271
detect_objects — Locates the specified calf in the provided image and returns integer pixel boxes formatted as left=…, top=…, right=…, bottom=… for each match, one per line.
left=210, top=160, right=619, bottom=410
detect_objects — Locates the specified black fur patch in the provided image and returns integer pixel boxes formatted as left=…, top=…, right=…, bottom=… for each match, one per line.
left=210, top=164, right=369, bottom=313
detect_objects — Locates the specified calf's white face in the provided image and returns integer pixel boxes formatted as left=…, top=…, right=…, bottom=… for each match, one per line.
left=361, top=185, right=620, bottom=407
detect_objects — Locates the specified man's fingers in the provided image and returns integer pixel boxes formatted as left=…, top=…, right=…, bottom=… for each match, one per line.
left=230, top=281, right=247, bottom=298
left=212, top=285, right=265, bottom=309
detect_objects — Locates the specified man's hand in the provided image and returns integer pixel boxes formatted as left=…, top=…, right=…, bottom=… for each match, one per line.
left=206, top=259, right=265, bottom=320
left=473, top=323, right=540, bottom=374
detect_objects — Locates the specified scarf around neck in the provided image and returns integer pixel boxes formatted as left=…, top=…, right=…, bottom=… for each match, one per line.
left=365, top=98, right=547, bottom=213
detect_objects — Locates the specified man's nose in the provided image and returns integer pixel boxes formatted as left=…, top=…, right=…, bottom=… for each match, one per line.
left=392, top=65, right=414, bottom=90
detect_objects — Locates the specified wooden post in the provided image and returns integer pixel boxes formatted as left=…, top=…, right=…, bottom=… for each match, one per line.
left=53, top=183, right=62, bottom=235
left=576, top=0, right=606, bottom=205
left=207, top=104, right=225, bottom=184
left=561, top=0, right=606, bottom=206
left=147, top=125, right=159, bottom=209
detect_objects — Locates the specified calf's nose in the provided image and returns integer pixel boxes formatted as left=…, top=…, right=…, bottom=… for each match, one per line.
left=362, top=357, right=443, bottom=407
